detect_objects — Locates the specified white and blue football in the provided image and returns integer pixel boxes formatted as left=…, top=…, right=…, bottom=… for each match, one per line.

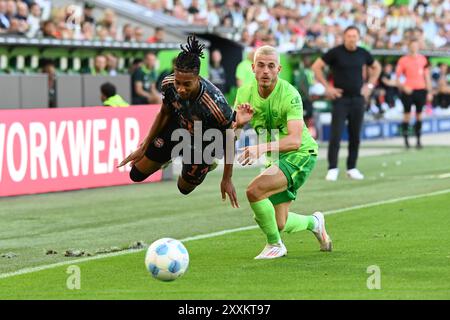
left=145, top=238, right=189, bottom=281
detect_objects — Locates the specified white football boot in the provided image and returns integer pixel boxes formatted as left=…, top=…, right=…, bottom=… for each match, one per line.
left=325, top=168, right=339, bottom=181
left=254, top=242, right=287, bottom=260
left=311, top=212, right=333, bottom=252
left=347, top=168, right=364, bottom=180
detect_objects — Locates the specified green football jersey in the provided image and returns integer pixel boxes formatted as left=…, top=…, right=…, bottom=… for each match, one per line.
left=235, top=77, right=318, bottom=160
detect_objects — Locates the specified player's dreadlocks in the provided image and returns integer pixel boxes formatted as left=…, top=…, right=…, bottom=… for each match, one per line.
left=175, top=35, right=205, bottom=75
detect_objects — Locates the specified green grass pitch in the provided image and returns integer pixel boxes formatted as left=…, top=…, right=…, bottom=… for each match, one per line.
left=0, top=146, right=449, bottom=299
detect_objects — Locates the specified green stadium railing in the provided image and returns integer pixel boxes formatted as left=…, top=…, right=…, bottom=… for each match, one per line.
left=0, top=37, right=202, bottom=76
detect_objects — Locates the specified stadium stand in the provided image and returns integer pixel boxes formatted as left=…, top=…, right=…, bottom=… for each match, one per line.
left=132, top=0, right=449, bottom=51
left=0, top=0, right=448, bottom=124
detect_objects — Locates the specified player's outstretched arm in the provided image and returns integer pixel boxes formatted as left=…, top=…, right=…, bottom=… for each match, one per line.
left=221, top=125, right=239, bottom=208
left=221, top=164, right=239, bottom=208
left=238, top=120, right=303, bottom=165
left=118, top=104, right=171, bottom=168
left=220, top=104, right=255, bottom=208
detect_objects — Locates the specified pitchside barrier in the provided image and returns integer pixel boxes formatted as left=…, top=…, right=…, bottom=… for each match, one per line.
left=0, top=74, right=131, bottom=109
left=0, top=105, right=167, bottom=197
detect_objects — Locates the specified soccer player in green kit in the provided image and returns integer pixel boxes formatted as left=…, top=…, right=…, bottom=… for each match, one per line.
left=235, top=46, right=332, bottom=259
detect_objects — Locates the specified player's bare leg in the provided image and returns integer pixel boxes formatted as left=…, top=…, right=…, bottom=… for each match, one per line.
left=274, top=201, right=291, bottom=231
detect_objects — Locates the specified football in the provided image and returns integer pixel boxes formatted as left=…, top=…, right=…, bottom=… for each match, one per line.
left=145, top=238, right=189, bottom=281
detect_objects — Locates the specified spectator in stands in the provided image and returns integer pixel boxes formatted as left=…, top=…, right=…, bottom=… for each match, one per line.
left=7, top=1, right=29, bottom=36
left=101, top=82, right=129, bottom=107
left=171, top=0, right=188, bottom=20
left=0, top=0, right=10, bottom=32
left=235, top=49, right=255, bottom=88
left=293, top=56, right=316, bottom=138
left=5, top=0, right=15, bottom=22
left=378, top=63, right=398, bottom=109
left=209, top=49, right=227, bottom=93
left=187, top=0, right=207, bottom=25
left=81, top=21, right=94, bottom=41
left=131, top=51, right=161, bottom=105
left=41, top=20, right=57, bottom=38
left=156, top=57, right=175, bottom=92
left=134, top=26, right=144, bottom=42
left=34, top=0, right=51, bottom=21
left=82, top=2, right=96, bottom=25
left=106, top=53, right=119, bottom=76
left=96, top=26, right=113, bottom=41
left=15, top=1, right=28, bottom=22
left=312, top=26, right=381, bottom=181
left=206, top=1, right=220, bottom=28
left=147, top=26, right=165, bottom=43
left=129, top=57, right=143, bottom=75
left=122, top=23, right=134, bottom=42
left=26, top=2, right=42, bottom=38
left=396, top=37, right=433, bottom=149
left=88, top=54, right=108, bottom=75
left=98, top=8, right=117, bottom=38
left=436, top=63, right=450, bottom=109
left=40, top=58, right=56, bottom=108
left=7, top=17, right=25, bottom=36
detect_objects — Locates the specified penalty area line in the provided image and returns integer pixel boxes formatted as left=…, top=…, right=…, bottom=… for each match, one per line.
left=1, top=188, right=449, bottom=280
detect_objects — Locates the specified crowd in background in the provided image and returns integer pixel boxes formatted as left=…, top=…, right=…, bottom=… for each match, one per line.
left=0, top=0, right=166, bottom=43
left=0, top=0, right=449, bottom=115
left=0, top=0, right=449, bottom=50
left=134, top=0, right=450, bottom=51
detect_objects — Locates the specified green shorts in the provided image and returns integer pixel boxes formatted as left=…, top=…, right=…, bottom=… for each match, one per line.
left=268, top=152, right=317, bottom=205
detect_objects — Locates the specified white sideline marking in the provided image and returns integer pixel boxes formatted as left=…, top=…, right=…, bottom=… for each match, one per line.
left=1, top=188, right=449, bottom=280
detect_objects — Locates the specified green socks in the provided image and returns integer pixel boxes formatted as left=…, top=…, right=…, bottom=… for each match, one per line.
left=250, top=200, right=317, bottom=244
left=283, top=212, right=316, bottom=233
left=250, top=199, right=281, bottom=244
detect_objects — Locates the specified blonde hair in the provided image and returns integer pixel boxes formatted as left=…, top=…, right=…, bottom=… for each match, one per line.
left=254, top=45, right=280, bottom=64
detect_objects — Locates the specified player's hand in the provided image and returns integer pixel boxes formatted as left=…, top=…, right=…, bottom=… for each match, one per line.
left=426, top=92, right=433, bottom=103
left=117, top=147, right=145, bottom=168
left=238, top=145, right=265, bottom=166
left=235, top=103, right=254, bottom=128
left=221, top=179, right=239, bottom=208
left=325, top=86, right=343, bottom=100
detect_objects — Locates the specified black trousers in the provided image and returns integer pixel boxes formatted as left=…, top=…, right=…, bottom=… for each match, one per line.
left=328, top=96, right=365, bottom=170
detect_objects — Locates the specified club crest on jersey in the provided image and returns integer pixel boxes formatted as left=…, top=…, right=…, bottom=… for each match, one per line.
left=154, top=138, right=165, bottom=148
left=291, top=97, right=301, bottom=105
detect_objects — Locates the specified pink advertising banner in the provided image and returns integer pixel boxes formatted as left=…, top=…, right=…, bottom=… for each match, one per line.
left=0, top=105, right=162, bottom=197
